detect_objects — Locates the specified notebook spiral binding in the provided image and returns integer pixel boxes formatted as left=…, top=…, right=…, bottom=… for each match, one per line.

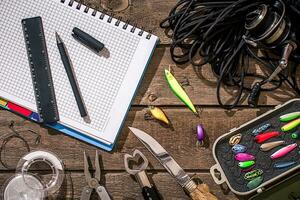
left=60, top=0, right=152, bottom=39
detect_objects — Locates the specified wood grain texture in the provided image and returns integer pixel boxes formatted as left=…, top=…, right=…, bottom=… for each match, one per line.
left=133, top=47, right=299, bottom=106
left=0, top=1, right=298, bottom=199
left=80, top=0, right=175, bottom=44
left=0, top=172, right=238, bottom=200
left=0, top=107, right=269, bottom=171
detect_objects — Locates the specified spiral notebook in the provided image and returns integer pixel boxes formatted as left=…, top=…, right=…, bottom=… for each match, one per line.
left=0, top=0, right=159, bottom=151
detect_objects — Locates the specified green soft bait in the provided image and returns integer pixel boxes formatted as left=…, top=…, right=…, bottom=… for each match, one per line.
left=279, top=111, right=300, bottom=122
left=239, top=160, right=255, bottom=169
left=281, top=118, right=300, bottom=132
left=244, top=169, right=263, bottom=181
left=247, top=176, right=263, bottom=190
left=165, top=69, right=197, bottom=114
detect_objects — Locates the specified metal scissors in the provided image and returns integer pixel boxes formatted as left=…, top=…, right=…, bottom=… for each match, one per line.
left=81, top=151, right=111, bottom=200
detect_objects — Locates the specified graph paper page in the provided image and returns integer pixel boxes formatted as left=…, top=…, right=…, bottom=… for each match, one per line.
left=0, top=0, right=158, bottom=144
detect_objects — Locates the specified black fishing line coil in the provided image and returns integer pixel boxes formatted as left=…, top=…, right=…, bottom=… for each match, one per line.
left=160, top=0, right=300, bottom=109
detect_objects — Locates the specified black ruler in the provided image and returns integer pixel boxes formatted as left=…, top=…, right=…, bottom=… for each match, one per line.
left=22, top=16, right=59, bottom=123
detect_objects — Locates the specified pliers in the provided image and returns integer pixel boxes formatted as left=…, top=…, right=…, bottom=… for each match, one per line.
left=81, top=151, right=111, bottom=200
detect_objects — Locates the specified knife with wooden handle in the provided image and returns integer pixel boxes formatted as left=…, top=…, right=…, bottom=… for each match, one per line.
left=185, top=181, right=218, bottom=200
left=129, top=127, right=218, bottom=200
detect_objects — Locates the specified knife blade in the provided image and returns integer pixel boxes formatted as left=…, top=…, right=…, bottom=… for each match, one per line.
left=129, top=127, right=218, bottom=200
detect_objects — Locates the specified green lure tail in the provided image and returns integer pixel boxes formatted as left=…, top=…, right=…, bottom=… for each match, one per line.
left=279, top=111, right=300, bottom=122
left=165, top=69, right=197, bottom=114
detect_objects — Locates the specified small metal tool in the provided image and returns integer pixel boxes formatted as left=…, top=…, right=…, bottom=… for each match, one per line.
left=124, top=149, right=161, bottom=200
left=81, top=151, right=111, bottom=200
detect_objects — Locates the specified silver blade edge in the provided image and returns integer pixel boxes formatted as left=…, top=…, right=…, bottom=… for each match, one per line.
left=129, top=127, right=191, bottom=188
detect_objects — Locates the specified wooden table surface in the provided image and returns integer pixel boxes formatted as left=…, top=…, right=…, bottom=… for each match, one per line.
left=0, top=0, right=299, bottom=199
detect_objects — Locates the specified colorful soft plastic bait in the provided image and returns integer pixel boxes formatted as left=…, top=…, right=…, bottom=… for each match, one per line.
left=244, top=169, right=263, bottom=181
left=229, top=134, right=242, bottom=146
left=247, top=176, right=263, bottom=190
left=235, top=153, right=255, bottom=162
left=232, top=144, right=247, bottom=154
left=274, top=161, right=296, bottom=169
left=148, top=106, right=170, bottom=125
left=270, top=143, right=297, bottom=160
left=254, top=131, right=280, bottom=144
left=252, top=123, right=271, bottom=136
left=260, top=141, right=285, bottom=151
left=165, top=69, right=197, bottom=114
left=291, top=133, right=300, bottom=139
left=241, top=166, right=255, bottom=173
left=239, top=160, right=255, bottom=169
left=281, top=118, right=300, bottom=132
left=196, top=124, right=205, bottom=146
left=279, top=111, right=300, bottom=122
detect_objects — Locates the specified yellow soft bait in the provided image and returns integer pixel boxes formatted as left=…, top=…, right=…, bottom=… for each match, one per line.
left=148, top=106, right=170, bottom=125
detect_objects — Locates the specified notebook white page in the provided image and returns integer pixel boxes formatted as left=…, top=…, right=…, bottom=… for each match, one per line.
left=0, top=0, right=158, bottom=145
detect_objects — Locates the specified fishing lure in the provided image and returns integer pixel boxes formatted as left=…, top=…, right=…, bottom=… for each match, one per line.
left=279, top=111, right=300, bottom=122
left=239, top=160, right=255, bottom=169
left=165, top=69, right=197, bottom=114
left=247, top=176, right=263, bottom=190
left=232, top=144, right=247, bottom=154
left=291, top=133, right=300, bottom=139
left=270, top=143, right=297, bottom=160
left=254, top=131, right=280, bottom=144
left=229, top=134, right=242, bottom=146
left=235, top=153, right=255, bottom=162
left=196, top=124, right=205, bottom=146
left=244, top=169, right=263, bottom=181
left=148, top=106, right=169, bottom=125
left=252, top=123, right=271, bottom=136
left=281, top=118, right=300, bottom=132
left=260, top=141, right=285, bottom=151
left=274, top=161, right=296, bottom=169
left=241, top=166, right=255, bottom=172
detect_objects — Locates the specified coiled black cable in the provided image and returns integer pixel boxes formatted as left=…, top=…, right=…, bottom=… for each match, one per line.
left=160, top=0, right=300, bottom=109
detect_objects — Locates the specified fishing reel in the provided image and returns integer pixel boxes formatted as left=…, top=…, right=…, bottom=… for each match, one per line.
left=243, top=0, right=298, bottom=107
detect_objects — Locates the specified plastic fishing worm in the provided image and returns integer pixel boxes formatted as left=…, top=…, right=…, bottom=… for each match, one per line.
left=235, top=153, right=255, bottom=162
left=281, top=118, right=300, bottom=132
left=260, top=141, right=284, bottom=151
left=279, top=111, right=300, bottom=122
left=274, top=161, right=296, bottom=169
left=270, top=143, right=297, bottom=159
left=251, top=123, right=271, bottom=136
left=254, top=131, right=280, bottom=143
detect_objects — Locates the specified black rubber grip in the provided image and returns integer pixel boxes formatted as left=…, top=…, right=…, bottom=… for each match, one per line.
left=248, top=82, right=261, bottom=108
left=142, top=186, right=161, bottom=200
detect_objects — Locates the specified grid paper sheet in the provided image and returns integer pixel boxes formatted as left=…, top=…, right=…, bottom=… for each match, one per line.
left=0, top=0, right=158, bottom=145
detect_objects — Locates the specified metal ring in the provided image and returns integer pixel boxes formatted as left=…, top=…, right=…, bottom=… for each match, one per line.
left=123, top=20, right=130, bottom=30
left=68, top=0, right=74, bottom=6
left=76, top=3, right=81, bottom=10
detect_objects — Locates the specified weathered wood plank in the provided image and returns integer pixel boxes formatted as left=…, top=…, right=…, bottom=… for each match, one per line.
left=0, top=107, right=269, bottom=170
left=0, top=172, right=238, bottom=200
left=133, top=47, right=299, bottom=106
left=81, top=0, right=175, bottom=44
